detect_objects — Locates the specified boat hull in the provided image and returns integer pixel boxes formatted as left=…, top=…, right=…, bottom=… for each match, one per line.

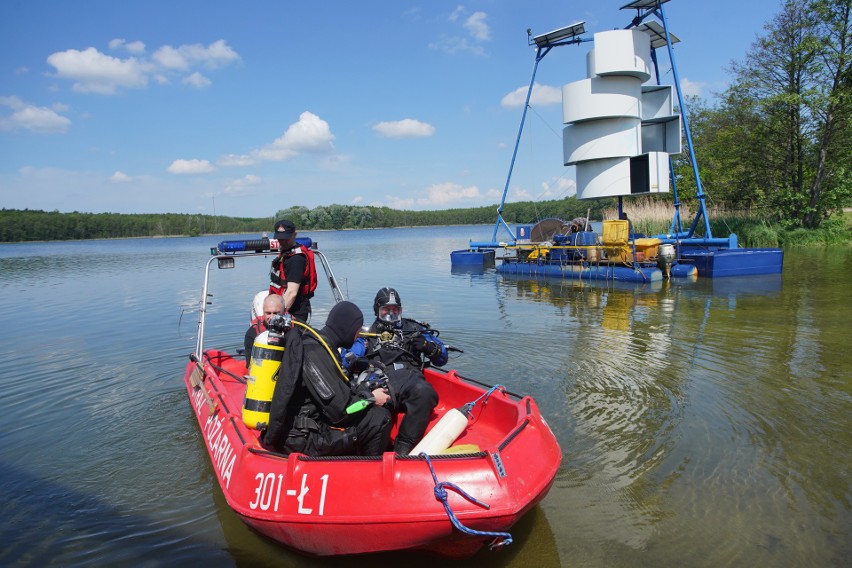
left=678, top=247, right=783, bottom=277
left=184, top=350, right=561, bottom=558
left=497, top=258, right=663, bottom=282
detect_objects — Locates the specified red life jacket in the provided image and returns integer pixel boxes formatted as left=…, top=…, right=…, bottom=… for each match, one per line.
left=268, top=244, right=317, bottom=299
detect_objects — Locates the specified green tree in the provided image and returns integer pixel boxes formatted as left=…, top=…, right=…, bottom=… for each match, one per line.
left=726, top=0, right=851, bottom=227
left=805, top=0, right=852, bottom=227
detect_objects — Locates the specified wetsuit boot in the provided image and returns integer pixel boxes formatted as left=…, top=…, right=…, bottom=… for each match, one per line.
left=394, top=437, right=415, bottom=456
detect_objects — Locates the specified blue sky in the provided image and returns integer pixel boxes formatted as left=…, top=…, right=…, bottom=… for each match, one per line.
left=1, top=0, right=781, bottom=218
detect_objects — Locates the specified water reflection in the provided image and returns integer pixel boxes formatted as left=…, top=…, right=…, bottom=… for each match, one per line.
left=214, top=482, right=561, bottom=568
left=0, top=233, right=849, bottom=567
left=493, top=260, right=851, bottom=566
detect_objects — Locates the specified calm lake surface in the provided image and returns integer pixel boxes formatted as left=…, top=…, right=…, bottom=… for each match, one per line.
left=0, top=225, right=849, bottom=567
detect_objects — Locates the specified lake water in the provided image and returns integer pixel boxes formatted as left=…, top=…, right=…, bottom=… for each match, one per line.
left=0, top=225, right=849, bottom=567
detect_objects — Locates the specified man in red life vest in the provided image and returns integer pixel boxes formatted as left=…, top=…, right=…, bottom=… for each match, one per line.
left=268, top=219, right=315, bottom=323
left=243, top=294, right=285, bottom=362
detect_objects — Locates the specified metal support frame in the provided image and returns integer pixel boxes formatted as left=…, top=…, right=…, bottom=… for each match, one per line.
left=491, top=46, right=549, bottom=245
left=631, top=1, right=712, bottom=239
left=194, top=248, right=344, bottom=359
left=489, top=33, right=590, bottom=247
left=478, top=1, right=717, bottom=251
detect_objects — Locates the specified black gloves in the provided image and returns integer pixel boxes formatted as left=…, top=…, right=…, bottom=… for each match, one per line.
left=412, top=335, right=438, bottom=357
left=347, top=355, right=370, bottom=374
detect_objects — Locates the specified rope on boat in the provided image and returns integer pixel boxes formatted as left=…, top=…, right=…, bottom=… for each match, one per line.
left=420, top=450, right=513, bottom=550
left=459, top=384, right=506, bottom=418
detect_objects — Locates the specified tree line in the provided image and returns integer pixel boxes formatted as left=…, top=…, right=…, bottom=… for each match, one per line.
left=0, top=198, right=610, bottom=243
left=272, top=199, right=608, bottom=233
left=0, top=209, right=268, bottom=242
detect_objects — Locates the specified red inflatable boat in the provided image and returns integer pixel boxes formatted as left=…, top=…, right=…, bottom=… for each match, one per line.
left=182, top=239, right=562, bottom=558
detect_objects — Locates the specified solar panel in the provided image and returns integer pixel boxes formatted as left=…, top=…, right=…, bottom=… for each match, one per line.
left=531, top=21, right=586, bottom=47
left=637, top=20, right=680, bottom=48
left=621, top=0, right=671, bottom=10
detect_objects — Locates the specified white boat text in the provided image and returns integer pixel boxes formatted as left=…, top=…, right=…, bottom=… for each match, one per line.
left=249, top=472, right=329, bottom=515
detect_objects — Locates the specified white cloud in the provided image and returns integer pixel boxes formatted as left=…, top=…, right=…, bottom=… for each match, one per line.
left=255, top=111, right=335, bottom=161
left=167, top=158, right=214, bottom=174
left=510, top=176, right=575, bottom=202
left=534, top=177, right=570, bottom=199
left=464, top=12, right=490, bottom=41
left=218, top=153, right=257, bottom=167
left=125, top=41, right=146, bottom=54
left=152, top=46, right=187, bottom=70
left=680, top=78, right=705, bottom=97
left=548, top=176, right=576, bottom=196
left=484, top=187, right=502, bottom=201
left=431, top=7, right=490, bottom=56
left=47, top=40, right=239, bottom=95
left=373, top=118, right=436, bottom=138
left=152, top=40, right=239, bottom=71
left=47, top=48, right=150, bottom=94
left=223, top=174, right=262, bottom=194
left=384, top=181, right=484, bottom=210
left=0, top=96, right=71, bottom=133
left=182, top=71, right=211, bottom=88
left=422, top=181, right=482, bottom=205
left=501, top=82, right=563, bottom=108
left=110, top=171, right=132, bottom=182
left=109, top=38, right=146, bottom=54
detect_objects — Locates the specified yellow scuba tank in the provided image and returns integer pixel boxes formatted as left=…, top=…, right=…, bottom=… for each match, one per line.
left=243, top=329, right=285, bottom=430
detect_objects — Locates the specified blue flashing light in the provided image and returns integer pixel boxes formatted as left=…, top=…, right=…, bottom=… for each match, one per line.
left=216, top=236, right=315, bottom=254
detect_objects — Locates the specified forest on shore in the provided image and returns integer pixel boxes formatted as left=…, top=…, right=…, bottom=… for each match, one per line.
left=0, top=197, right=608, bottom=243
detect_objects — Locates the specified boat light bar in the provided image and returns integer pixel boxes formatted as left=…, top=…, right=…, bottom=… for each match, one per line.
left=215, top=236, right=314, bottom=254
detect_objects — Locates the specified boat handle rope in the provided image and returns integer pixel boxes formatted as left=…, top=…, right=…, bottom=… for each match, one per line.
left=420, top=452, right=513, bottom=550
left=454, top=384, right=506, bottom=421
left=464, top=384, right=505, bottom=414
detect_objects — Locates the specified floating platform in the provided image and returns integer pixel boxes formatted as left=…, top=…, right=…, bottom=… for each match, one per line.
left=453, top=219, right=782, bottom=282
left=679, top=247, right=784, bottom=278
left=450, top=248, right=496, bottom=266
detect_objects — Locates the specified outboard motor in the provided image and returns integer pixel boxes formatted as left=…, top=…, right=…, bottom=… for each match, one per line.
left=657, top=243, right=676, bottom=278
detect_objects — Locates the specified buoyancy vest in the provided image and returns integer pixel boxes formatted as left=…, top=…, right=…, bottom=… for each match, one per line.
left=269, top=244, right=317, bottom=299
left=262, top=327, right=355, bottom=453
left=250, top=320, right=267, bottom=338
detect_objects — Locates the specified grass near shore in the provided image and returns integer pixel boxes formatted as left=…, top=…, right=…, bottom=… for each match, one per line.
left=602, top=198, right=852, bottom=248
